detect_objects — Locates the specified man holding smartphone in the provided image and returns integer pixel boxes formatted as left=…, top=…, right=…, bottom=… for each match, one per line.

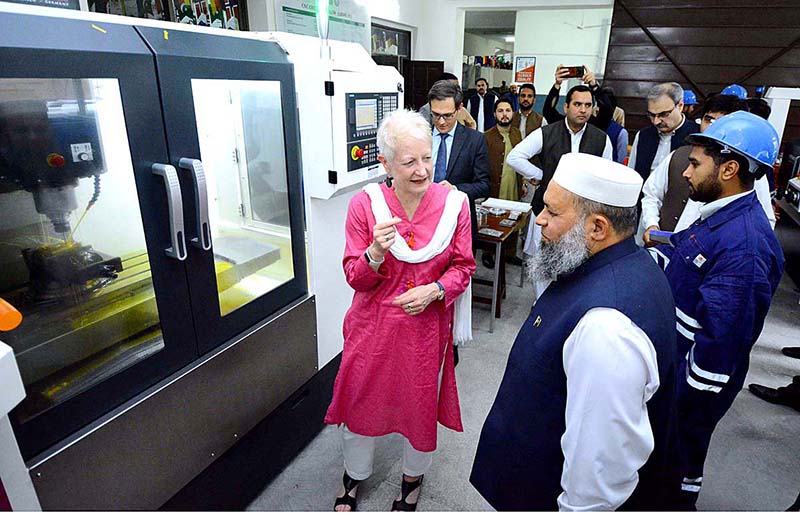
left=506, top=79, right=612, bottom=298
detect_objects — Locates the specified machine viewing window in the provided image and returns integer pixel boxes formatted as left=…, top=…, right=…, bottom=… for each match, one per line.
left=191, top=79, right=295, bottom=317
left=0, top=78, right=164, bottom=423
left=355, top=98, right=378, bottom=132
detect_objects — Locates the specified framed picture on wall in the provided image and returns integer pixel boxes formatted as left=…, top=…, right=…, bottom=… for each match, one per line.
left=514, top=56, right=536, bottom=83
left=371, top=23, right=411, bottom=58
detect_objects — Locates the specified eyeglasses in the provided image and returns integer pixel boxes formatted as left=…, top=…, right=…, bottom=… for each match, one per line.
left=431, top=111, right=457, bottom=121
left=646, top=104, right=678, bottom=121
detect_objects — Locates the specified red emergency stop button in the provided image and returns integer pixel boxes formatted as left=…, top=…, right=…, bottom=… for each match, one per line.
left=356, top=148, right=365, bottom=158
left=46, top=153, right=66, bottom=168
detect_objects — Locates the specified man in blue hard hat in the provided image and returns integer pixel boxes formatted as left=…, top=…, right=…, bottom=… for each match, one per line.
left=639, top=95, right=776, bottom=246
left=648, top=111, right=784, bottom=510
left=721, top=83, right=748, bottom=100
left=682, top=89, right=697, bottom=116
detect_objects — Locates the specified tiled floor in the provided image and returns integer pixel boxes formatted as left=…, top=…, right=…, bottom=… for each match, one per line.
left=248, top=254, right=800, bottom=511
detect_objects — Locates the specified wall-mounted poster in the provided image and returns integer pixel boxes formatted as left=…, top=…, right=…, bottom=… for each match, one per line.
left=274, top=0, right=370, bottom=53
left=173, top=0, right=239, bottom=29
left=514, top=56, right=536, bottom=84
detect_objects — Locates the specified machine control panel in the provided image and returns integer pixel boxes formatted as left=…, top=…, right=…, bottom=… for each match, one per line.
left=345, top=92, right=398, bottom=172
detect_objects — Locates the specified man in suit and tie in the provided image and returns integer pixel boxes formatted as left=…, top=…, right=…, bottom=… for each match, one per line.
left=429, top=79, right=490, bottom=238
left=429, top=79, right=490, bottom=366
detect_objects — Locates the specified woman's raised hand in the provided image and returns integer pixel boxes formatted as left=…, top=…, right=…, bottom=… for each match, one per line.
left=369, top=217, right=402, bottom=260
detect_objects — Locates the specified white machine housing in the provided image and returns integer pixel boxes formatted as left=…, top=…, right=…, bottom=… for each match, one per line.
left=261, top=32, right=404, bottom=369
left=0, top=343, right=40, bottom=510
left=765, top=87, right=800, bottom=142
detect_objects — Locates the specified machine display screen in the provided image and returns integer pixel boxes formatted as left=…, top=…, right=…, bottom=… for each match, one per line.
left=346, top=92, right=398, bottom=172
left=354, top=98, right=378, bottom=131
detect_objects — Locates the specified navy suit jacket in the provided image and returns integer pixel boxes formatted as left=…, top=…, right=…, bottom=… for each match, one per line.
left=444, top=123, right=490, bottom=201
left=442, top=123, right=490, bottom=239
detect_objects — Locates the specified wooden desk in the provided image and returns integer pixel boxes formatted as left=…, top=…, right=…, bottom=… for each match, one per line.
left=473, top=209, right=531, bottom=333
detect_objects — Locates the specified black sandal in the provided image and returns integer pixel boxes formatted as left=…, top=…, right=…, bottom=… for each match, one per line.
left=391, top=475, right=424, bottom=512
left=334, top=471, right=361, bottom=512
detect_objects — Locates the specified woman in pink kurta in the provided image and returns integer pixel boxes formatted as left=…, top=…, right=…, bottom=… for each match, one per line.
left=326, top=110, right=475, bottom=512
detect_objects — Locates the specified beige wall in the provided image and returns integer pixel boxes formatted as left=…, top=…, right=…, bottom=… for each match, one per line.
left=513, top=6, right=613, bottom=94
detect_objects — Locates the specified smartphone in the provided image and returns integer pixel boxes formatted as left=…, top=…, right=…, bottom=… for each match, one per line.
left=649, top=230, right=674, bottom=246
left=563, top=65, right=585, bottom=78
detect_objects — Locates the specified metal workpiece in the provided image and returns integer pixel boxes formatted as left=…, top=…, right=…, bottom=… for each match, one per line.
left=29, top=295, right=317, bottom=511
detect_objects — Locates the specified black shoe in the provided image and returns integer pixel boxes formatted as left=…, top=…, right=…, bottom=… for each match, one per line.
left=748, top=383, right=800, bottom=412
left=453, top=345, right=459, bottom=367
left=505, top=255, right=524, bottom=266
left=782, top=347, right=800, bottom=359
left=391, top=475, right=423, bottom=511
left=482, top=253, right=495, bottom=268
left=334, top=472, right=361, bottom=512
left=787, top=490, right=800, bottom=511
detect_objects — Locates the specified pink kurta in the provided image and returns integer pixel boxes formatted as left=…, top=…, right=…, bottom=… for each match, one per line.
left=324, top=182, right=475, bottom=452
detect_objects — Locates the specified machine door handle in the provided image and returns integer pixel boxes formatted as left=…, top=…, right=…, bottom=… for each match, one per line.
left=178, top=158, right=212, bottom=251
left=152, top=164, right=187, bottom=261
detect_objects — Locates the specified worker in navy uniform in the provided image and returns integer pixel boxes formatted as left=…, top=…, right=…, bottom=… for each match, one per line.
left=648, top=111, right=784, bottom=509
left=470, top=153, right=680, bottom=510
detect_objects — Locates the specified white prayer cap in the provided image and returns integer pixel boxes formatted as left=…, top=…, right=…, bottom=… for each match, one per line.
left=552, top=153, right=643, bottom=208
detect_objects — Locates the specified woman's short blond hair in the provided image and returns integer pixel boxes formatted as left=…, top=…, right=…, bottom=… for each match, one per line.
left=377, top=109, right=432, bottom=163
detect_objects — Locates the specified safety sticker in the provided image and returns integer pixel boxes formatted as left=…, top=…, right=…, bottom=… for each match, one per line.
left=71, top=143, right=94, bottom=163
left=693, top=254, right=707, bottom=268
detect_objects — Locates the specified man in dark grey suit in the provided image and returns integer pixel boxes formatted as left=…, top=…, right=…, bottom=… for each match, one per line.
left=429, top=79, right=489, bottom=366
left=428, top=79, right=490, bottom=239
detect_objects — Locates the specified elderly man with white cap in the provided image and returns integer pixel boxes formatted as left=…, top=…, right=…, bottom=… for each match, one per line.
left=470, top=153, right=680, bottom=511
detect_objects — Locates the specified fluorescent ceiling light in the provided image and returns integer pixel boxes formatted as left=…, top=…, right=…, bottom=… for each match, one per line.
left=504, top=35, right=515, bottom=43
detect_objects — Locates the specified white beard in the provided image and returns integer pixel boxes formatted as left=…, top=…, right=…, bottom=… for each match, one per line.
left=528, top=221, right=590, bottom=283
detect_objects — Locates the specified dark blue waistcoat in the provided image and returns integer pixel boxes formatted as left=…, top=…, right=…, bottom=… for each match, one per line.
left=633, top=119, right=699, bottom=180
left=607, top=120, right=624, bottom=163
left=470, top=238, right=680, bottom=511
left=469, top=92, right=497, bottom=131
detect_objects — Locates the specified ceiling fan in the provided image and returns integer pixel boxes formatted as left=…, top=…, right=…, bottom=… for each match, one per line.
left=562, top=12, right=610, bottom=30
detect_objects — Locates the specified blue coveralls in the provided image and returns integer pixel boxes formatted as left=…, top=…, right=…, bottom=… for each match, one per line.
left=650, top=191, right=784, bottom=508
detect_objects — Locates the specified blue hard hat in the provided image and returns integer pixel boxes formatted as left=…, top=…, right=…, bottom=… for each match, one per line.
left=687, top=110, right=779, bottom=168
left=683, top=89, right=698, bottom=105
left=721, top=83, right=748, bottom=99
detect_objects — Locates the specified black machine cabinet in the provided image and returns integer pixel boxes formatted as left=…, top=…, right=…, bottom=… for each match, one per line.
left=0, top=9, right=309, bottom=474
left=0, top=12, right=197, bottom=460
left=135, top=27, right=307, bottom=355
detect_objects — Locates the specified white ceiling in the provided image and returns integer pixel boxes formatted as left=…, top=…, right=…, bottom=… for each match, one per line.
left=464, top=10, right=517, bottom=40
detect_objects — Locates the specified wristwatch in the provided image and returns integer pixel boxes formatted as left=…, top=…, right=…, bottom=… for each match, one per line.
left=435, top=281, right=445, bottom=301
left=365, top=249, right=384, bottom=265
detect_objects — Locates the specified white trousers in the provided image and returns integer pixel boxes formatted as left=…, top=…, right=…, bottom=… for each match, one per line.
left=341, top=425, right=433, bottom=480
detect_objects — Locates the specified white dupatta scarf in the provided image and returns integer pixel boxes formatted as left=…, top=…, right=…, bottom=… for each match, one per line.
left=363, top=182, right=473, bottom=344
